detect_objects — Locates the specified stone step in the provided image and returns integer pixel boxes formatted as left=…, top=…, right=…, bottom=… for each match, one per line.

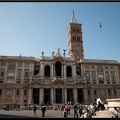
left=93, top=110, right=111, bottom=118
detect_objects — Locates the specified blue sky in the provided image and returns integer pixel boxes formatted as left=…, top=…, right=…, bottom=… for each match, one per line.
left=0, top=2, right=120, bottom=62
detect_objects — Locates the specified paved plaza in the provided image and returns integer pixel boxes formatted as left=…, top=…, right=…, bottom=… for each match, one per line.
left=0, top=109, right=112, bottom=118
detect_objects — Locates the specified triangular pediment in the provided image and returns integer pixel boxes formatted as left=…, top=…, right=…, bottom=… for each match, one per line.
left=54, top=56, right=64, bottom=62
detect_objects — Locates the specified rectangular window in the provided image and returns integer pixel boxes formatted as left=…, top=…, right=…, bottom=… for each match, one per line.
left=1, top=62, right=6, bottom=67
left=111, top=73, right=115, bottom=79
left=17, top=63, right=23, bottom=67
left=0, top=71, right=5, bottom=76
left=112, top=81, right=116, bottom=84
left=24, top=90, right=27, bottom=96
left=114, top=89, right=116, bottom=95
left=99, top=81, right=104, bottom=84
left=106, top=73, right=110, bottom=78
left=86, top=73, right=90, bottom=78
left=0, top=81, right=3, bottom=83
left=93, top=82, right=96, bottom=84
left=16, top=90, right=20, bottom=96
left=16, top=81, right=21, bottom=83
left=18, top=72, right=21, bottom=77
left=24, top=72, right=29, bottom=77
left=92, top=73, right=96, bottom=78
left=107, top=82, right=110, bottom=84
left=24, top=63, right=30, bottom=67
left=0, top=89, right=2, bottom=96
left=94, top=90, right=97, bottom=95
left=108, top=89, right=111, bottom=95
left=87, top=90, right=90, bottom=95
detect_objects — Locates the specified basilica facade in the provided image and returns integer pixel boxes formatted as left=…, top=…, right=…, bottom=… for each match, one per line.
left=0, top=11, right=120, bottom=107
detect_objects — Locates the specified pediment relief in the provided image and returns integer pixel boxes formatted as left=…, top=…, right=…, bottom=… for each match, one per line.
left=52, top=79, right=65, bottom=85
left=75, top=80, right=86, bottom=85
left=54, top=56, right=64, bottom=62
left=32, top=80, right=42, bottom=85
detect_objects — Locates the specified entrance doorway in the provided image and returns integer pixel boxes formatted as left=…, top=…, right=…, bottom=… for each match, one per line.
left=44, top=89, right=50, bottom=104
left=56, top=89, right=62, bottom=103
left=67, top=89, right=73, bottom=104
left=32, top=88, right=39, bottom=104
left=77, top=89, right=83, bottom=103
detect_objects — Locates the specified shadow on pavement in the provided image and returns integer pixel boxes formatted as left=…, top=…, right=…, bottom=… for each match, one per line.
left=0, top=114, right=31, bottom=118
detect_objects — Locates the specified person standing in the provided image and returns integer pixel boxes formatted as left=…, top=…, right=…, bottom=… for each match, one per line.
left=33, top=105, right=37, bottom=117
left=41, top=106, right=46, bottom=117
left=79, top=104, right=83, bottom=117
left=74, top=103, right=79, bottom=118
left=63, top=106, right=67, bottom=118
left=96, top=97, right=102, bottom=105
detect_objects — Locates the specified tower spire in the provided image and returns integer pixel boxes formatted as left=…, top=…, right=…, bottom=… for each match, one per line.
left=71, top=10, right=78, bottom=23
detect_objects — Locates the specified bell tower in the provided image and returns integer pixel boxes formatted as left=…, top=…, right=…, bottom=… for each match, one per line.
left=68, top=10, right=84, bottom=61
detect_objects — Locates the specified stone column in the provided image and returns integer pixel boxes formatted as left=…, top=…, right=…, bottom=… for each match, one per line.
left=117, top=89, right=120, bottom=98
left=96, top=70, right=98, bottom=84
left=53, top=64, right=55, bottom=76
left=40, top=88, right=44, bottom=104
left=39, top=89, right=41, bottom=104
left=2, top=89, right=5, bottom=103
left=62, top=89, right=65, bottom=103
left=50, top=88, right=53, bottom=104
left=73, top=88, right=77, bottom=103
left=109, top=70, right=112, bottom=84
left=98, top=89, right=100, bottom=97
left=115, top=69, right=119, bottom=83
left=28, top=88, right=32, bottom=104
left=83, top=89, right=87, bottom=103
left=53, top=88, right=56, bottom=103
left=73, top=63, right=76, bottom=78
left=20, top=89, right=23, bottom=104
left=12, top=88, right=15, bottom=103
left=64, top=88, right=67, bottom=104
left=106, top=89, right=108, bottom=99
left=22, top=63, right=24, bottom=84
left=40, top=62, right=44, bottom=77
left=5, top=62, right=8, bottom=83
left=90, top=71, right=92, bottom=84
left=51, top=63, right=53, bottom=77
left=62, top=64, right=64, bottom=78
left=64, top=63, right=66, bottom=79
left=112, top=89, right=114, bottom=98
left=91, top=89, right=94, bottom=102
left=103, top=66, right=106, bottom=84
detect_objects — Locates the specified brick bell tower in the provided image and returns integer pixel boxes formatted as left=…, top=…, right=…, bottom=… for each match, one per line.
left=68, top=10, right=84, bottom=62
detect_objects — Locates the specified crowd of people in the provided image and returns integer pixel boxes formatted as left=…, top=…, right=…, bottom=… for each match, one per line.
left=2, top=97, right=120, bottom=118
left=57, top=97, right=107, bottom=118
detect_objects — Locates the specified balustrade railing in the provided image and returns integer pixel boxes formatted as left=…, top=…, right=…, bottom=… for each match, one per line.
left=32, top=75, right=86, bottom=84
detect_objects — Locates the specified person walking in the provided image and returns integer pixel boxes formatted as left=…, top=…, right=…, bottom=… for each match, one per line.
left=33, top=105, right=37, bottom=117
left=41, top=106, right=46, bottom=117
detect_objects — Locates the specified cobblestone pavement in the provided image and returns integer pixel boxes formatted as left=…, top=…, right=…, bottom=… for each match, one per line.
left=0, top=109, right=112, bottom=118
